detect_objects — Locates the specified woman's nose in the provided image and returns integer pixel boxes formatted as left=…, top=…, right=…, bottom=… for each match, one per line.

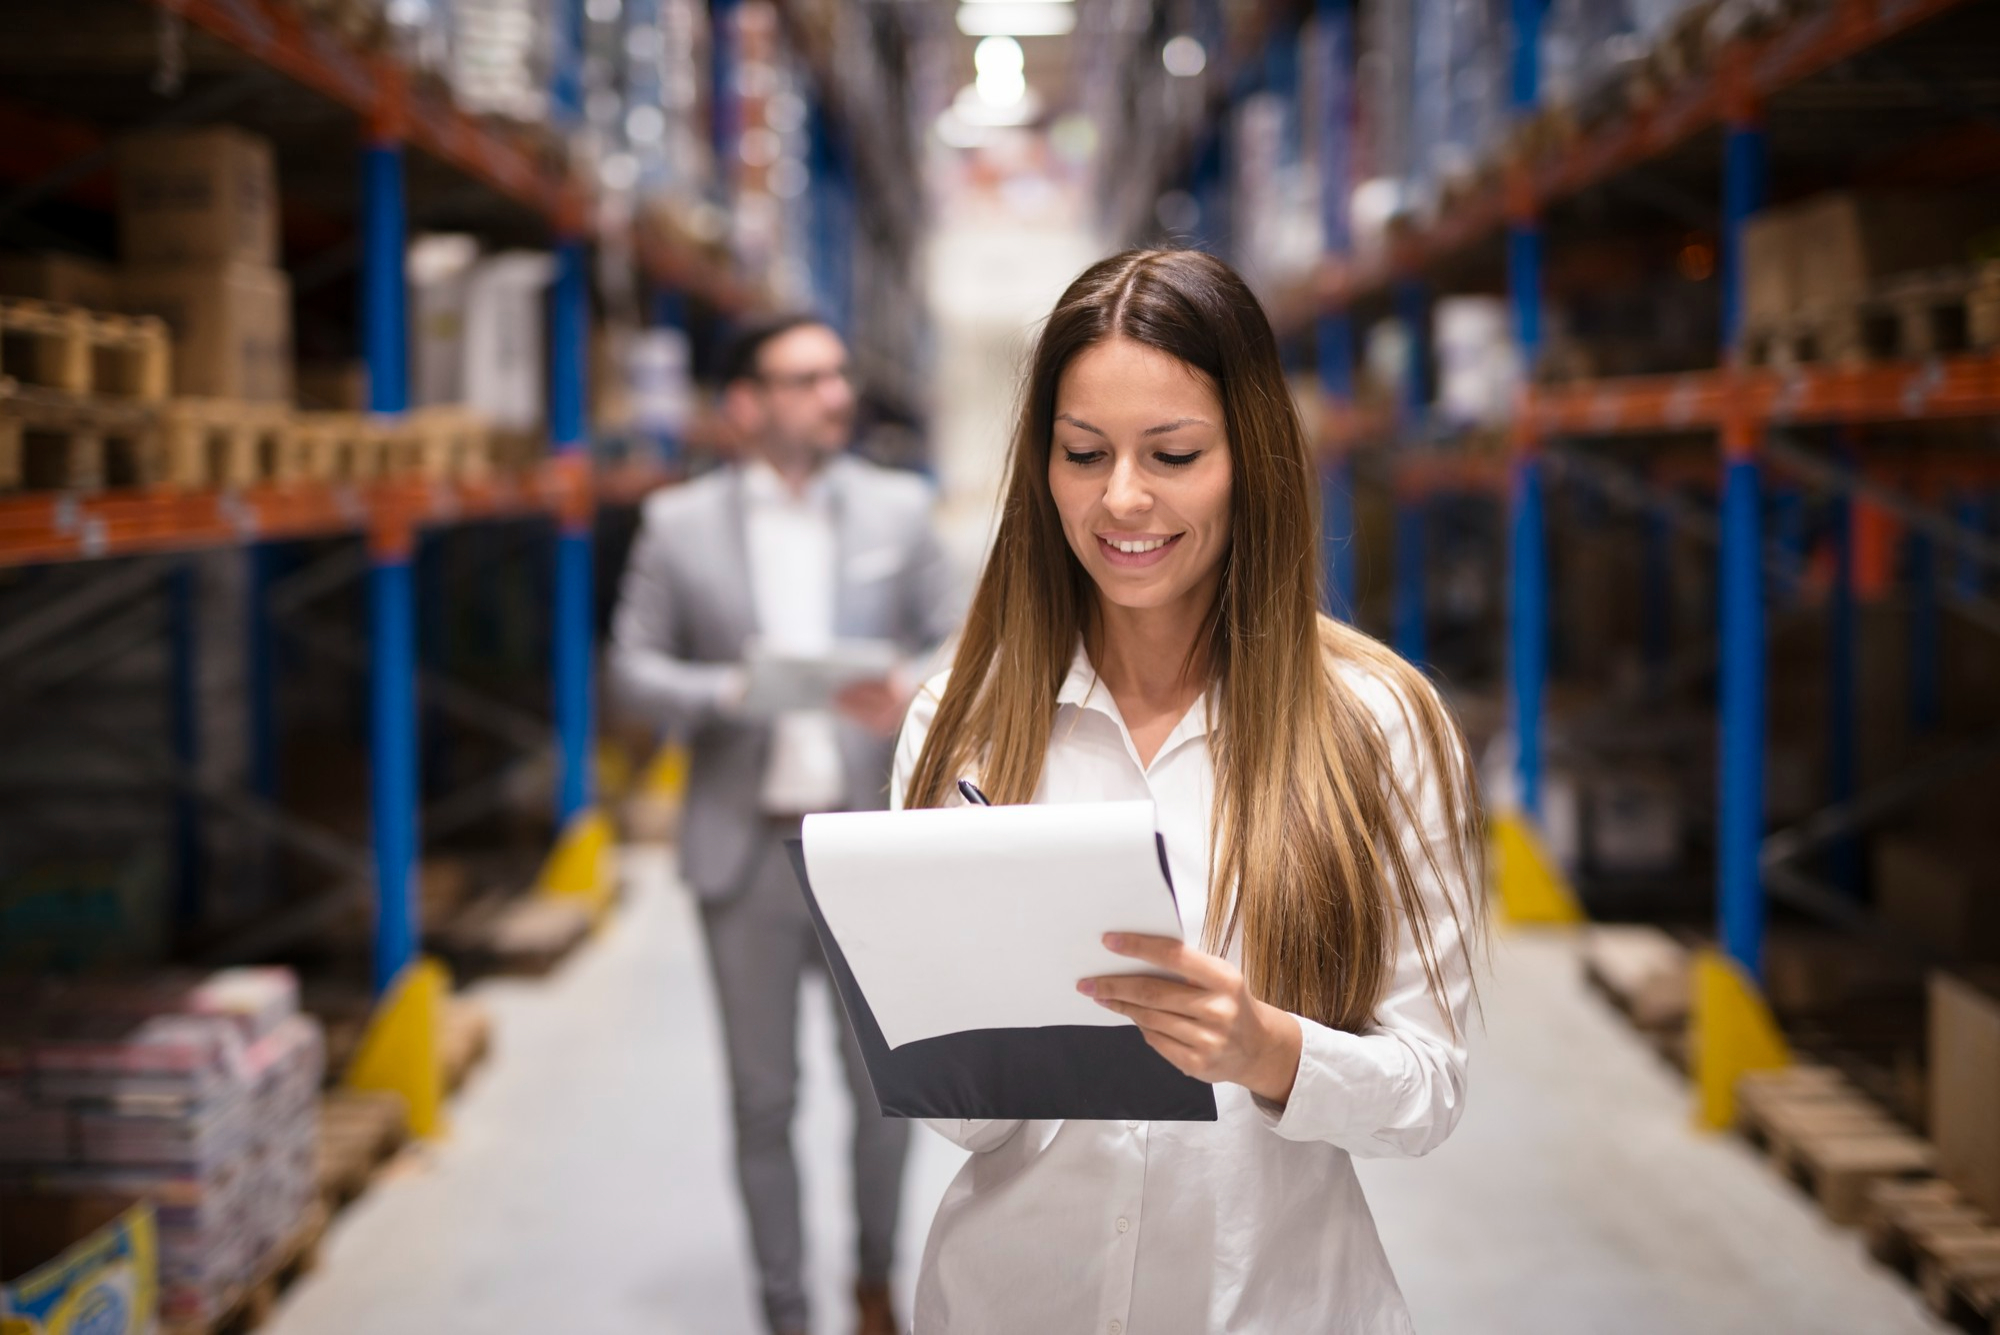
left=1103, top=457, right=1151, bottom=515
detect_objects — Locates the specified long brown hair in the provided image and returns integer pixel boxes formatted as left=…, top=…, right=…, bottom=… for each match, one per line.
left=905, top=249, right=1483, bottom=1034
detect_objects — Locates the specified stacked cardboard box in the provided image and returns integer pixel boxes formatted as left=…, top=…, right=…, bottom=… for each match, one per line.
left=0, top=968, right=322, bottom=1329
left=114, top=128, right=293, bottom=403
left=1931, top=969, right=2000, bottom=1219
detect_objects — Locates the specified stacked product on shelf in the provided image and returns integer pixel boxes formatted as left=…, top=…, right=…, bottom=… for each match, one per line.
left=0, top=969, right=324, bottom=1330
left=1740, top=189, right=2000, bottom=367
left=449, top=0, right=551, bottom=125
left=115, top=127, right=293, bottom=405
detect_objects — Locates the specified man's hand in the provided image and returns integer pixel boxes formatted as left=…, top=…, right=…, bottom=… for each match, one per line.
left=1080, top=934, right=1304, bottom=1106
left=834, top=672, right=912, bottom=738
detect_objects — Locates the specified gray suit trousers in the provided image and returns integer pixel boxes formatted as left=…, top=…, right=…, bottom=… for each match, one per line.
left=699, top=823, right=909, bottom=1334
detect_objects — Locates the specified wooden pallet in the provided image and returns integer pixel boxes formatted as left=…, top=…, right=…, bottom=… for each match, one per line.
left=0, top=384, right=163, bottom=491
left=1867, top=1178, right=2000, bottom=1333
left=1743, top=309, right=1870, bottom=369
left=287, top=412, right=394, bottom=482
left=432, top=893, right=594, bottom=980
left=0, top=298, right=170, bottom=401
left=1581, top=924, right=1690, bottom=1032
left=395, top=405, right=498, bottom=483
left=156, top=399, right=294, bottom=489
left=441, top=995, right=492, bottom=1095
left=316, top=1088, right=411, bottom=1210
left=163, top=1201, right=327, bottom=1335
left=1748, top=262, right=2000, bottom=368
left=1736, top=1066, right=1934, bottom=1225
left=1871, top=268, right=1994, bottom=362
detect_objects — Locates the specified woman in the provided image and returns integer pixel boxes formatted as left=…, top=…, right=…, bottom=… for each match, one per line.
left=892, top=249, right=1485, bottom=1334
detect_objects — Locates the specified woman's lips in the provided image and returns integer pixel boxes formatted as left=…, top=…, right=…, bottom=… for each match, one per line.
left=1097, top=533, right=1183, bottom=568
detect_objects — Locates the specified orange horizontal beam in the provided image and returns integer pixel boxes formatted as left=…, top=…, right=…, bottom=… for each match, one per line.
left=0, top=462, right=677, bottom=569
left=1528, top=351, right=2000, bottom=436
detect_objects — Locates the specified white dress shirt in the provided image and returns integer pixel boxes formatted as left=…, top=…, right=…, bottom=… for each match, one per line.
left=742, top=460, right=846, bottom=814
left=889, top=641, right=1477, bottom=1335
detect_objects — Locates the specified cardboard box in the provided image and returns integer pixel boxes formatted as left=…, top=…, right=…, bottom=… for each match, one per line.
left=119, top=263, right=293, bottom=402
left=0, top=1194, right=157, bottom=1335
left=1741, top=191, right=2000, bottom=324
left=1791, top=191, right=1993, bottom=313
left=116, top=127, right=277, bottom=267
left=1740, top=210, right=1797, bottom=329
left=1931, top=969, right=2000, bottom=1218
left=0, top=253, right=118, bottom=311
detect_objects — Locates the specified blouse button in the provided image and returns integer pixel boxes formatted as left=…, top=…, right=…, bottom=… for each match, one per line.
left=1115, top=1217, right=1130, bottom=1234
left=1109, top=1323, right=1124, bottom=1335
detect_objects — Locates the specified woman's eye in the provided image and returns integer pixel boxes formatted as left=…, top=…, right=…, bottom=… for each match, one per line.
left=1062, top=448, right=1106, bottom=465
left=1155, top=451, right=1200, bottom=468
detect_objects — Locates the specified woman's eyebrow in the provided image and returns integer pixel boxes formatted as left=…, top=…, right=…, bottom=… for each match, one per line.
left=1055, top=413, right=1107, bottom=437
left=1142, top=417, right=1209, bottom=437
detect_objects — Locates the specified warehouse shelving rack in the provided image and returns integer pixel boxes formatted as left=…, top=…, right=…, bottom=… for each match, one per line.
left=0, top=0, right=900, bottom=1114
left=1117, top=0, right=2000, bottom=1116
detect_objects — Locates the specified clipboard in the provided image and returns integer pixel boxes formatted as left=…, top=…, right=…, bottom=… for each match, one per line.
left=785, top=839, right=1218, bottom=1122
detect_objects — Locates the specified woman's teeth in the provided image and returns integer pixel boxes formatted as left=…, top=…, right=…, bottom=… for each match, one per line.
left=1108, top=537, right=1170, bottom=554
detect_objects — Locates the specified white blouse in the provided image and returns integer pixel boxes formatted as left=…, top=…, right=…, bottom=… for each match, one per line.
left=890, top=642, right=1477, bottom=1335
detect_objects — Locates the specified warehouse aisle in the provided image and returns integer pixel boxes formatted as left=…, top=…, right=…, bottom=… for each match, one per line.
left=265, top=854, right=1947, bottom=1335
left=266, top=850, right=963, bottom=1335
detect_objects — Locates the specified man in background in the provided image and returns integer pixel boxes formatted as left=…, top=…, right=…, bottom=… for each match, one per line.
left=608, top=314, right=958, bottom=1335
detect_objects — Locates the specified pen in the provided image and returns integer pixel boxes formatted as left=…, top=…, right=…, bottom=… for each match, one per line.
left=956, top=778, right=992, bottom=807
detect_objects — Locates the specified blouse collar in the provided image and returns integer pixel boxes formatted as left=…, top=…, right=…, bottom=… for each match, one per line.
left=1055, top=639, right=1214, bottom=764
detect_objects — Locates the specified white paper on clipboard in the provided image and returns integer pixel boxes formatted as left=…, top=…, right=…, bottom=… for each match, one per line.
left=799, top=801, right=1186, bottom=1049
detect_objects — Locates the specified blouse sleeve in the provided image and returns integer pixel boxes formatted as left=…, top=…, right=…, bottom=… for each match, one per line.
left=890, top=673, right=1030, bottom=1157
left=1254, top=672, right=1478, bottom=1159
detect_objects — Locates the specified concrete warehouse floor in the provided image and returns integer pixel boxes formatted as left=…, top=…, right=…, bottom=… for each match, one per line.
left=263, top=847, right=1946, bottom=1335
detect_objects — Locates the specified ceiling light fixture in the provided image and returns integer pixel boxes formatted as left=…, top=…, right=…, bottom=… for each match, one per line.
left=956, top=3, right=1076, bottom=37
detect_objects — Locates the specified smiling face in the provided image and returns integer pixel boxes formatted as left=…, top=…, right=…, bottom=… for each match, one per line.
left=1047, top=335, right=1233, bottom=623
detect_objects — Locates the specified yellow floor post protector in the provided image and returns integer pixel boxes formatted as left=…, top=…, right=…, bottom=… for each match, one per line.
left=1491, top=811, right=1584, bottom=925
left=1691, top=946, right=1791, bottom=1131
left=536, top=808, right=615, bottom=924
left=345, top=957, right=448, bottom=1139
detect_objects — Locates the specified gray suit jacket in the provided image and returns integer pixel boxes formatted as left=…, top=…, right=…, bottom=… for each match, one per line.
left=608, top=455, right=960, bottom=899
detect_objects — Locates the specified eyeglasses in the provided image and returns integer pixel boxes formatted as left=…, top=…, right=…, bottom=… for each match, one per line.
left=755, top=366, right=855, bottom=394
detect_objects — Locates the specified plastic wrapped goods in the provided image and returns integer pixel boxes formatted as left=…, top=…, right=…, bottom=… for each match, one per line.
left=0, top=971, right=323, bottom=1329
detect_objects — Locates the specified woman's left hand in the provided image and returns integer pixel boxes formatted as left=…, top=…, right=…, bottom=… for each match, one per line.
left=1080, top=934, right=1304, bottom=1106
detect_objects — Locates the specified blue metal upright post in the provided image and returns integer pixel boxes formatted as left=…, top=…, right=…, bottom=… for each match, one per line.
left=1507, top=0, right=1548, bottom=819
left=552, top=237, right=595, bottom=826
left=369, top=527, right=419, bottom=994
left=168, top=561, right=202, bottom=932
left=1718, top=445, right=1766, bottom=974
left=364, top=134, right=418, bottom=995
left=1717, top=111, right=1768, bottom=975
